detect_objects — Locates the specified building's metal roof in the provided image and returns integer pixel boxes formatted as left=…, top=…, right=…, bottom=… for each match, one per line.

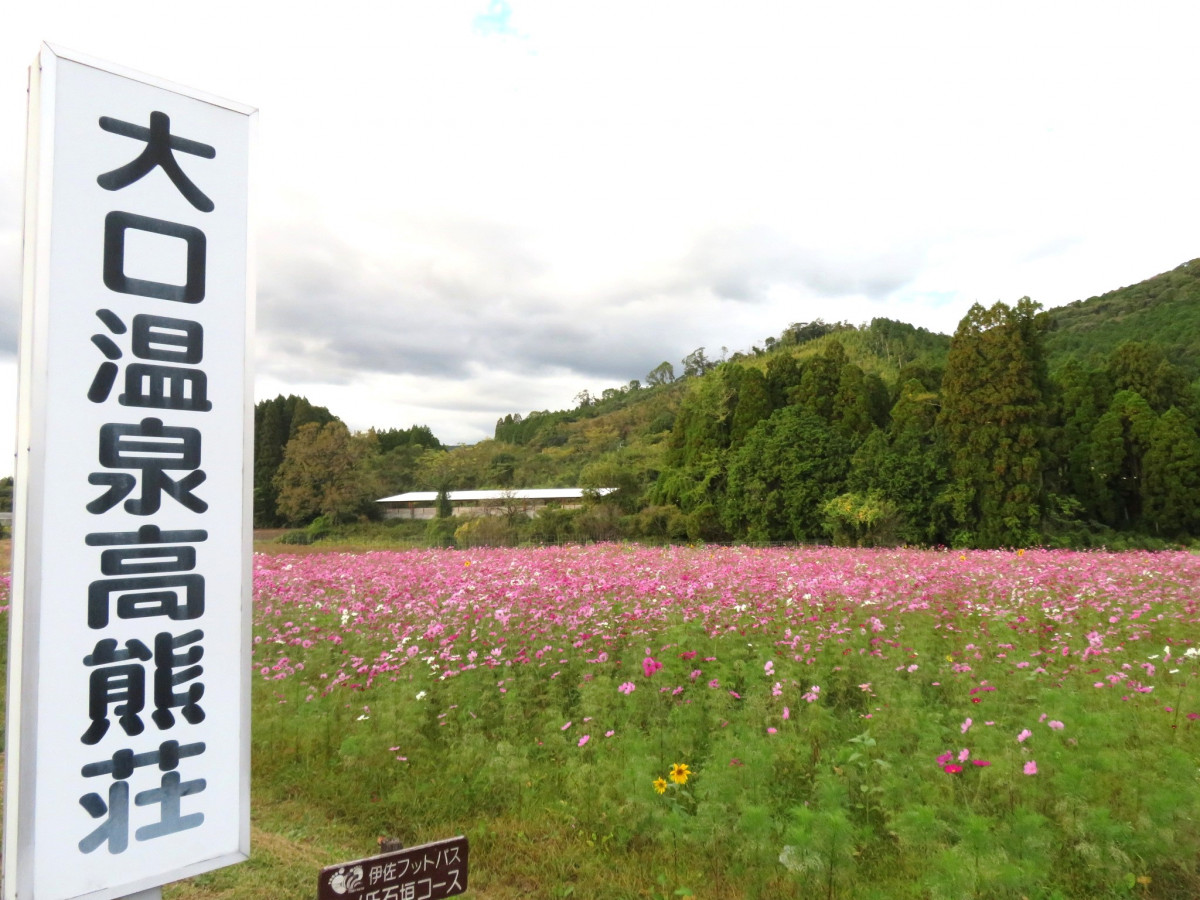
left=378, top=488, right=615, bottom=503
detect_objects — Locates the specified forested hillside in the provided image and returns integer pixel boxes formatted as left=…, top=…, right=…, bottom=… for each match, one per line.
left=1045, top=258, right=1200, bottom=375
left=255, top=260, right=1200, bottom=549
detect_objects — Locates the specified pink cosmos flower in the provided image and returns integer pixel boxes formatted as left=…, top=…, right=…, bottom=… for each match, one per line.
left=578, top=735, right=590, bottom=747
left=936, top=751, right=953, bottom=766
left=972, top=760, right=991, bottom=767
left=958, top=748, right=970, bottom=762
left=1017, top=729, right=1032, bottom=743
left=642, top=656, right=662, bottom=678
left=944, top=764, right=963, bottom=774
left=618, top=681, right=636, bottom=695
left=961, top=717, right=972, bottom=734
left=782, top=706, right=790, bottom=720
left=1047, top=720, right=1064, bottom=730
left=605, top=730, right=615, bottom=737
left=561, top=721, right=572, bottom=730
left=1024, top=760, right=1038, bottom=776
left=767, top=727, right=778, bottom=734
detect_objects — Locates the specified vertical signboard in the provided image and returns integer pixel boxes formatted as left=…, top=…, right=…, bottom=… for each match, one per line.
left=4, top=45, right=255, bottom=900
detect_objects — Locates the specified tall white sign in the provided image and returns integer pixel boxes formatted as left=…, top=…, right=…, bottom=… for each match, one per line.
left=5, top=45, right=255, bottom=900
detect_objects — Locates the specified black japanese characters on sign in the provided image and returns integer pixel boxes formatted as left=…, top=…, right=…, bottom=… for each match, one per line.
left=89, top=310, right=212, bottom=411
left=77, top=108, right=216, bottom=856
left=98, top=112, right=216, bottom=212
left=318, top=837, right=469, bottom=900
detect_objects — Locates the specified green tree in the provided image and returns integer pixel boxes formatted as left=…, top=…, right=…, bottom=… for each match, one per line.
left=765, top=354, right=804, bottom=410
left=1088, top=390, right=1157, bottom=529
left=1142, top=407, right=1200, bottom=537
left=435, top=486, right=454, bottom=519
left=793, top=340, right=847, bottom=423
left=1045, top=359, right=1112, bottom=521
left=847, top=381, right=949, bottom=545
left=579, top=456, right=643, bottom=514
left=723, top=406, right=851, bottom=542
left=273, top=421, right=381, bottom=525
left=253, top=394, right=337, bottom=526
left=831, top=363, right=874, bottom=441
left=667, top=370, right=733, bottom=467
left=646, top=361, right=676, bottom=387
left=727, top=365, right=771, bottom=448
left=1107, top=341, right=1192, bottom=414
left=936, top=299, right=1050, bottom=547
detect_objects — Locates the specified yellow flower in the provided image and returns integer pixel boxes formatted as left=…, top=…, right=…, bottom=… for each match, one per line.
left=653, top=777, right=668, bottom=795
left=1017, top=549, right=1025, bottom=557
left=669, top=763, right=691, bottom=785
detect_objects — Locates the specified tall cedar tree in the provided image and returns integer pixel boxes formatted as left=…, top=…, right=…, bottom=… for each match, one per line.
left=1088, top=390, right=1157, bottom=529
left=937, top=299, right=1050, bottom=548
left=1142, top=406, right=1200, bottom=537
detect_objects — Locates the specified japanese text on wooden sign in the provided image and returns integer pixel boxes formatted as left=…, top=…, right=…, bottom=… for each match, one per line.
left=318, top=837, right=470, bottom=900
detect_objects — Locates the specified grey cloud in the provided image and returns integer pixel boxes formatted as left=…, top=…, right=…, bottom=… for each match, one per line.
left=683, top=226, right=922, bottom=303
left=253, top=215, right=927, bottom=402
left=256, top=217, right=699, bottom=387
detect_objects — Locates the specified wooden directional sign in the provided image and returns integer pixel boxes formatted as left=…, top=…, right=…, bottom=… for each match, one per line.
left=318, top=836, right=468, bottom=900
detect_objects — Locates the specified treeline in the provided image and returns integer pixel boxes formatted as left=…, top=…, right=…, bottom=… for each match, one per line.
left=251, top=296, right=1200, bottom=550
left=646, top=299, right=1200, bottom=548
left=253, top=394, right=443, bottom=528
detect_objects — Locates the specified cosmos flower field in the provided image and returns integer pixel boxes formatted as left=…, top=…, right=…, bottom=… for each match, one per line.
left=250, top=545, right=1200, bottom=899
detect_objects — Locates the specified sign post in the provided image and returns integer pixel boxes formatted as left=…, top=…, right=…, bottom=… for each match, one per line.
left=4, top=44, right=255, bottom=900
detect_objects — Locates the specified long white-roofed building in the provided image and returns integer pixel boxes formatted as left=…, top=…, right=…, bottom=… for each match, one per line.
left=378, top=488, right=615, bottom=520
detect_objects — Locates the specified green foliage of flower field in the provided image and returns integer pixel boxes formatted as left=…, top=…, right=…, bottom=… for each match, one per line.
left=227, top=545, right=1200, bottom=899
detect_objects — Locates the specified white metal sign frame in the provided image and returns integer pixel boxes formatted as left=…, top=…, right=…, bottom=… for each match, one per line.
left=5, top=44, right=255, bottom=900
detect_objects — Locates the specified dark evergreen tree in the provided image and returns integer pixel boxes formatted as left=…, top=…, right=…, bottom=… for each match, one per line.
left=1107, top=341, right=1192, bottom=414
left=765, top=354, right=804, bottom=410
left=1089, top=390, right=1157, bottom=529
left=937, top=299, right=1050, bottom=547
left=847, top=381, right=948, bottom=544
left=727, top=365, right=771, bottom=448
left=722, top=406, right=851, bottom=542
left=1142, top=407, right=1200, bottom=537
left=1046, top=359, right=1112, bottom=521
left=793, top=340, right=846, bottom=423
left=831, top=363, right=874, bottom=441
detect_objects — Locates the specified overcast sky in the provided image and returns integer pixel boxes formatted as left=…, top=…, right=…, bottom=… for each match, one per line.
left=3, top=1, right=1200, bottom=468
